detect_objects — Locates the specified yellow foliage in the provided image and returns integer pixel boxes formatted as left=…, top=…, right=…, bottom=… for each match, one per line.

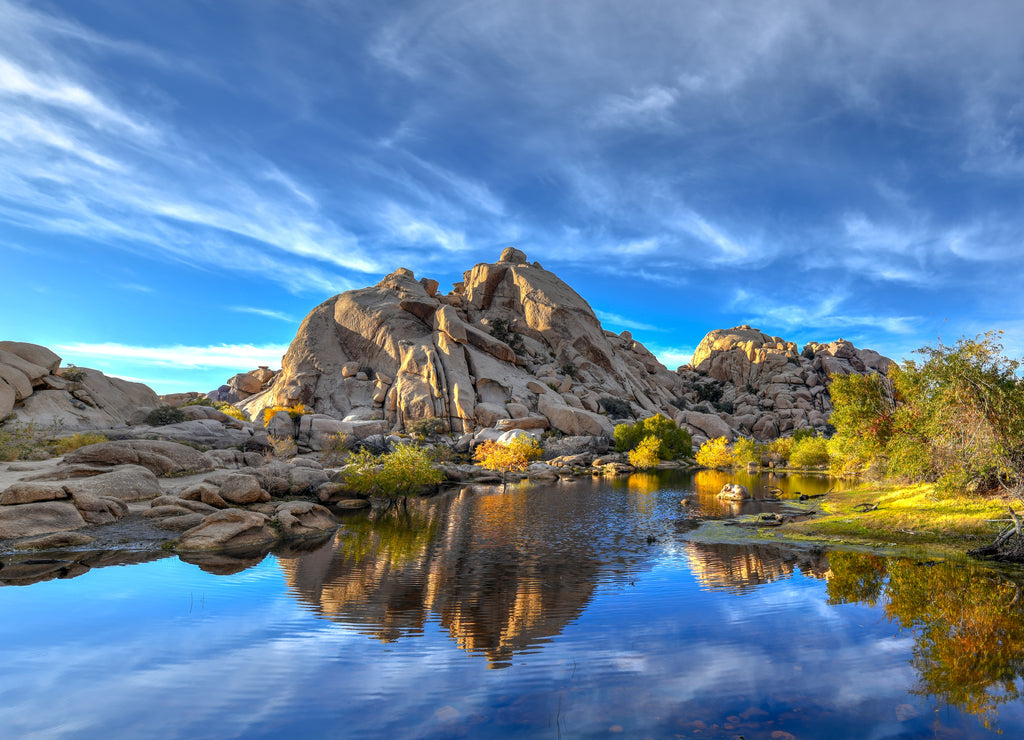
left=695, top=436, right=734, bottom=469
left=474, top=436, right=542, bottom=475
left=627, top=435, right=661, bottom=470
left=53, top=432, right=108, bottom=455
left=262, top=403, right=307, bottom=426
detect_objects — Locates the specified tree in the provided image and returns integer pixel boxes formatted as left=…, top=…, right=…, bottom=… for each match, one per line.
left=732, top=437, right=761, bottom=467
left=695, top=437, right=733, bottom=469
left=474, top=436, right=542, bottom=491
left=344, top=444, right=443, bottom=502
left=614, top=414, right=693, bottom=460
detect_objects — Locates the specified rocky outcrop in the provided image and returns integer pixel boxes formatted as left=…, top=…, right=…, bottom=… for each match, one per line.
left=677, top=325, right=893, bottom=441
left=63, top=440, right=213, bottom=477
left=239, top=250, right=685, bottom=441
left=0, top=343, right=160, bottom=429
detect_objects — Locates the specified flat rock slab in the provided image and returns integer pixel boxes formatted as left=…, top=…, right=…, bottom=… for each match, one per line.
left=63, top=439, right=213, bottom=477
left=0, top=501, right=86, bottom=539
left=176, top=509, right=276, bottom=552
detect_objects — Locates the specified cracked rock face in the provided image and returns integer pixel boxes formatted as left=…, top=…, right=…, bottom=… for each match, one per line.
left=235, top=256, right=894, bottom=444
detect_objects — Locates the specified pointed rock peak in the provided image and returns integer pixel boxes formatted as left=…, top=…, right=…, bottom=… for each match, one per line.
left=498, top=247, right=528, bottom=264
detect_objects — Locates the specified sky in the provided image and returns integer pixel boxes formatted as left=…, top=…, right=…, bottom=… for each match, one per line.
left=2, top=0, right=1024, bottom=394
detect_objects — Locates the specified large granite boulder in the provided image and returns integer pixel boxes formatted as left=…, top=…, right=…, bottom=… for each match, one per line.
left=175, top=509, right=277, bottom=551
left=63, top=440, right=213, bottom=477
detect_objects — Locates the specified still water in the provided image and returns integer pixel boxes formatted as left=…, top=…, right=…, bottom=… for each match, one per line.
left=2, top=471, right=1024, bottom=739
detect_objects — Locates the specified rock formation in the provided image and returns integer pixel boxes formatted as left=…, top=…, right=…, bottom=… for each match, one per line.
left=236, top=251, right=892, bottom=446
left=0, top=342, right=160, bottom=429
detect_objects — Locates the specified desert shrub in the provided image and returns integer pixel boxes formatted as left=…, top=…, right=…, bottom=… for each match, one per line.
left=714, top=399, right=734, bottom=414
left=789, top=435, right=830, bottom=469
left=344, top=444, right=443, bottom=498
left=0, top=423, right=43, bottom=461
left=695, top=381, right=723, bottom=404
left=262, top=403, right=307, bottom=426
left=475, top=436, right=543, bottom=489
left=406, top=417, right=445, bottom=440
left=628, top=435, right=661, bottom=470
left=560, top=363, right=580, bottom=380
left=320, top=432, right=355, bottom=467
left=61, top=364, right=87, bottom=383
left=614, top=414, right=692, bottom=460
left=268, top=435, right=298, bottom=458
left=695, top=437, right=733, bottom=469
left=54, top=432, right=108, bottom=455
left=145, top=406, right=186, bottom=426
left=769, top=436, right=795, bottom=463
left=598, top=396, right=632, bottom=418
left=488, top=318, right=526, bottom=353
left=732, top=437, right=761, bottom=467
left=184, top=397, right=248, bottom=421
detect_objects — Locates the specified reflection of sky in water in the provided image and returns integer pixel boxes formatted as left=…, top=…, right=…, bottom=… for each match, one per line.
left=1, top=475, right=1022, bottom=739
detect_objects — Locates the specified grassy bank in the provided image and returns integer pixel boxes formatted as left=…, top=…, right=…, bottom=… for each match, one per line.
left=691, top=481, right=1014, bottom=559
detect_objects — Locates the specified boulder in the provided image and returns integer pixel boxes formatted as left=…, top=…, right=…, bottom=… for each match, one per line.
left=63, top=440, right=213, bottom=477
left=0, top=501, right=87, bottom=539
left=0, top=482, right=69, bottom=506
left=273, top=501, right=338, bottom=538
left=60, top=465, right=162, bottom=501
left=0, top=342, right=61, bottom=375
left=717, top=483, right=750, bottom=500
left=217, top=474, right=270, bottom=505
left=175, top=509, right=277, bottom=551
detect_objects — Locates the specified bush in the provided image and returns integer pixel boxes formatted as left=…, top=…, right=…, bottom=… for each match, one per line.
left=614, top=414, right=692, bottom=460
left=560, top=363, right=580, bottom=380
left=268, top=435, right=297, bottom=458
left=695, top=381, right=723, bottom=404
left=475, top=437, right=542, bottom=474
left=732, top=437, right=761, bottom=467
left=344, top=444, right=444, bottom=498
left=406, top=417, right=446, bottom=440
left=183, top=397, right=248, bottom=421
left=598, top=396, right=632, bottom=418
left=769, top=436, right=795, bottom=463
left=61, top=364, right=87, bottom=383
left=54, top=432, right=108, bottom=455
left=262, top=403, right=307, bottom=426
left=320, top=432, right=356, bottom=467
left=695, top=437, right=733, bottom=469
left=790, top=435, right=830, bottom=469
left=0, top=423, right=43, bottom=461
left=628, top=435, right=661, bottom=470
left=488, top=318, right=526, bottom=353
left=145, top=406, right=186, bottom=426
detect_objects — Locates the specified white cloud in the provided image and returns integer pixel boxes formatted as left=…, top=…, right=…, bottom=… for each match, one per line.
left=594, top=310, right=661, bottom=332
left=647, top=345, right=694, bottom=369
left=230, top=306, right=299, bottom=323
left=55, top=343, right=289, bottom=370
left=593, top=85, right=678, bottom=129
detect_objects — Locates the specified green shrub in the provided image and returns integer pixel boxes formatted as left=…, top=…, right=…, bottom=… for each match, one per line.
left=732, top=437, right=761, bottom=467
left=488, top=318, right=526, bottom=353
left=344, top=444, right=443, bottom=498
left=145, top=406, right=187, bottom=426
left=614, top=413, right=692, bottom=460
left=790, top=435, right=830, bottom=469
left=406, top=417, right=445, bottom=440
left=183, top=397, right=248, bottom=421
left=598, top=396, right=632, bottom=418
left=320, top=432, right=356, bottom=467
left=61, top=364, right=87, bottom=383
left=0, top=423, right=43, bottom=461
left=54, top=432, right=108, bottom=455
left=560, top=363, right=580, bottom=380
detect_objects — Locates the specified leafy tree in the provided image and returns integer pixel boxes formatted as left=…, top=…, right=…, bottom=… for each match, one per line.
left=345, top=444, right=443, bottom=499
left=732, top=437, right=761, bottom=467
left=474, top=436, right=542, bottom=490
left=695, top=437, right=733, bottom=469
left=614, top=414, right=692, bottom=460
left=789, top=434, right=830, bottom=469
left=627, top=435, right=661, bottom=470
left=828, top=332, right=1024, bottom=495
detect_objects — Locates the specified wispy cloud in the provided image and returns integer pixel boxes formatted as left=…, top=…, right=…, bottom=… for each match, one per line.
left=594, top=310, right=662, bottom=332
left=230, top=306, right=298, bottom=323
left=647, top=345, right=695, bottom=369
left=56, top=343, right=289, bottom=370
left=732, top=289, right=919, bottom=336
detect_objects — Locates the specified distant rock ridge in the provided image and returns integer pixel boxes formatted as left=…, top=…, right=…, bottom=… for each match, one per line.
left=233, top=250, right=893, bottom=444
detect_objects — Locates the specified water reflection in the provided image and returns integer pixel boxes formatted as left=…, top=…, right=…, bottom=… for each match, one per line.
left=685, top=541, right=831, bottom=592
left=827, top=551, right=1024, bottom=729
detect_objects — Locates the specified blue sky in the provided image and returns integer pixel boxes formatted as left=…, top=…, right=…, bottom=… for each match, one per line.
left=2, top=0, right=1023, bottom=394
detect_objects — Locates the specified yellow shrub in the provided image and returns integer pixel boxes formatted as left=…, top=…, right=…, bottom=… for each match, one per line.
left=628, top=435, right=661, bottom=470
left=474, top=436, right=543, bottom=477
left=54, top=432, right=108, bottom=455
left=262, top=403, right=307, bottom=426
left=695, top=437, right=734, bottom=469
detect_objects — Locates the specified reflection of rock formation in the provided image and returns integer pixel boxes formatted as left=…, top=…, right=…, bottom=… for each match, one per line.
left=0, top=549, right=170, bottom=586
left=685, top=542, right=831, bottom=592
left=279, top=487, right=609, bottom=668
